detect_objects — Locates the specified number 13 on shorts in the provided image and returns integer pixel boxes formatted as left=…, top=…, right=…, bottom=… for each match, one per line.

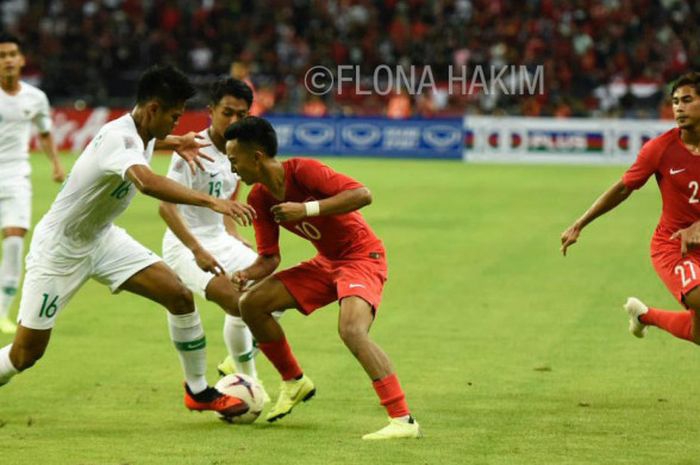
left=675, top=260, right=698, bottom=288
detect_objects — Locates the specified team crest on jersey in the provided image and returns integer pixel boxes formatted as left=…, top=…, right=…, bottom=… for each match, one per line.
left=124, top=136, right=137, bottom=149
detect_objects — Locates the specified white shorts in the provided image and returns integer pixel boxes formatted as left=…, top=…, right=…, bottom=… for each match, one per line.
left=162, top=232, right=257, bottom=297
left=17, top=225, right=161, bottom=330
left=0, top=182, right=31, bottom=230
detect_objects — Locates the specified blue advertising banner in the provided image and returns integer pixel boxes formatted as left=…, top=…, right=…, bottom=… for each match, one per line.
left=267, top=116, right=464, bottom=159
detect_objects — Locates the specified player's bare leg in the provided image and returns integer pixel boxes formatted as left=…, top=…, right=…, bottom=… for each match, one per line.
left=338, top=296, right=420, bottom=440
left=119, top=262, right=247, bottom=418
left=0, top=227, right=27, bottom=334
left=239, top=276, right=313, bottom=421
left=204, top=276, right=261, bottom=385
left=0, top=325, right=51, bottom=386
left=684, top=288, right=700, bottom=344
left=338, top=296, right=393, bottom=379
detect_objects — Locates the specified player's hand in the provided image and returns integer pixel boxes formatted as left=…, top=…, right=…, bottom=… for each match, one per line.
left=52, top=164, right=66, bottom=183
left=173, top=132, right=214, bottom=174
left=670, top=222, right=700, bottom=256
left=230, top=270, right=250, bottom=292
left=270, top=202, right=306, bottom=223
left=211, top=199, right=257, bottom=226
left=560, top=224, right=581, bottom=256
left=192, top=246, right=225, bottom=275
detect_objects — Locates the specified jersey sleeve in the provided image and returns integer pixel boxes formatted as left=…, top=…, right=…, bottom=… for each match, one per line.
left=622, top=139, right=663, bottom=190
left=165, top=152, right=192, bottom=187
left=32, top=92, right=52, bottom=134
left=249, top=187, right=280, bottom=256
left=97, top=132, right=150, bottom=180
left=292, top=159, right=364, bottom=197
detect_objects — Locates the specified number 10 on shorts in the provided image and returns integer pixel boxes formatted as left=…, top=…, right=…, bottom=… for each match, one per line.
left=675, top=261, right=697, bottom=287
left=39, top=293, right=59, bottom=318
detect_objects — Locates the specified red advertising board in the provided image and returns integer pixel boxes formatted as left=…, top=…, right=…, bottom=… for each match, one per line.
left=31, top=108, right=210, bottom=152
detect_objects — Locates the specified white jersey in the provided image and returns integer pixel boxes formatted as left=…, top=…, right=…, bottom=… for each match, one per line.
left=163, top=129, right=241, bottom=242
left=0, top=81, right=52, bottom=186
left=33, top=113, right=153, bottom=257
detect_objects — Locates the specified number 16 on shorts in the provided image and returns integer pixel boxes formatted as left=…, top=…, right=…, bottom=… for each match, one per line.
left=39, top=293, right=60, bottom=318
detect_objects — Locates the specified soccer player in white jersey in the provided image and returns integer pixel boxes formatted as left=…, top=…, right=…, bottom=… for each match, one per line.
left=0, top=64, right=257, bottom=420
left=0, top=33, right=66, bottom=334
left=160, top=78, right=269, bottom=393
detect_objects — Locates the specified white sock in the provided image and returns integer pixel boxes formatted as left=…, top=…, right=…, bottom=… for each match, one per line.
left=223, top=315, right=257, bottom=379
left=0, top=236, right=24, bottom=319
left=168, top=310, right=208, bottom=394
left=0, top=345, right=18, bottom=386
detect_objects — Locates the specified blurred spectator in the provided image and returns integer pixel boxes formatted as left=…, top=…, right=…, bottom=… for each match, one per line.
left=0, top=0, right=697, bottom=118
left=302, top=95, right=328, bottom=117
left=386, top=90, right=412, bottom=119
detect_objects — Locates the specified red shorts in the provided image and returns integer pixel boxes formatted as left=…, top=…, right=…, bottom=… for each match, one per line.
left=651, top=233, right=700, bottom=306
left=274, top=251, right=388, bottom=315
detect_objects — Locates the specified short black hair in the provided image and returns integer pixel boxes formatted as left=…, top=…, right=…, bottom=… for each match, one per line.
left=0, top=32, right=22, bottom=48
left=209, top=77, right=253, bottom=108
left=671, top=72, right=700, bottom=96
left=136, top=64, right=196, bottom=109
left=224, top=116, right=278, bottom=157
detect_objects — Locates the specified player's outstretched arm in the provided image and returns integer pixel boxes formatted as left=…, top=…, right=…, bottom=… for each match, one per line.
left=37, top=132, right=66, bottom=183
left=154, top=132, right=213, bottom=174
left=270, top=187, right=372, bottom=223
left=159, top=201, right=225, bottom=275
left=560, top=180, right=632, bottom=256
left=126, top=165, right=256, bottom=225
left=230, top=254, right=281, bottom=292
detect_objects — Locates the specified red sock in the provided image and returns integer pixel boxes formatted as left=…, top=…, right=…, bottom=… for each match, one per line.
left=640, top=308, right=694, bottom=342
left=257, top=338, right=303, bottom=381
left=372, top=373, right=410, bottom=418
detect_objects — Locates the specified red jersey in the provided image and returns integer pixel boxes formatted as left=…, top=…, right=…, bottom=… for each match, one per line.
left=622, top=128, right=700, bottom=237
left=248, top=158, right=384, bottom=260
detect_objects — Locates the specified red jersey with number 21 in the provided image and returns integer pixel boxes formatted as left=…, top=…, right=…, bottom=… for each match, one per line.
left=622, top=128, right=700, bottom=238
left=248, top=158, right=384, bottom=260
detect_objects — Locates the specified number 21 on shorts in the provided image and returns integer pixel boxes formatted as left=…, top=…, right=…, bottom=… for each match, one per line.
left=675, top=260, right=698, bottom=287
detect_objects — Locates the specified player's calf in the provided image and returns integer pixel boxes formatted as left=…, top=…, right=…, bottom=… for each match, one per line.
left=8, top=325, right=50, bottom=371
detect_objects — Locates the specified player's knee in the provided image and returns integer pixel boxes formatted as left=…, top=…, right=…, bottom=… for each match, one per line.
left=239, top=291, right=263, bottom=324
left=338, top=321, right=367, bottom=347
left=165, top=283, right=195, bottom=315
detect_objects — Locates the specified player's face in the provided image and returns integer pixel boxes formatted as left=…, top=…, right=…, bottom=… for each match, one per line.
left=672, top=86, right=700, bottom=130
left=226, top=139, right=258, bottom=185
left=149, top=101, right=185, bottom=140
left=209, top=96, right=249, bottom=140
left=0, top=42, right=24, bottom=80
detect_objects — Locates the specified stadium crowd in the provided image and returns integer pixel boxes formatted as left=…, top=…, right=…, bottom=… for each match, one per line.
left=1, top=0, right=698, bottom=118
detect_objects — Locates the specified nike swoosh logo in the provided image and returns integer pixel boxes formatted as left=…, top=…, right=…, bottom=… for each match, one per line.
left=670, top=168, right=686, bottom=175
left=348, top=284, right=365, bottom=289
left=209, top=172, right=219, bottom=178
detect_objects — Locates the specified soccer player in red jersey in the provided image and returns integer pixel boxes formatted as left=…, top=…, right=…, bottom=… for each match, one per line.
left=561, top=72, right=700, bottom=343
left=223, top=116, right=421, bottom=440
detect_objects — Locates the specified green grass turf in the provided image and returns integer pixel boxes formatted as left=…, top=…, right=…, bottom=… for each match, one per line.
left=1, top=153, right=699, bottom=465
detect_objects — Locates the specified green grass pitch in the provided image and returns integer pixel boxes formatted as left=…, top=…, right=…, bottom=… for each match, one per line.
left=1, top=153, right=699, bottom=465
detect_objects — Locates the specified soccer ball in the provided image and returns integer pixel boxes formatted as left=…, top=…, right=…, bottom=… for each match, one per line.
left=215, top=374, right=265, bottom=424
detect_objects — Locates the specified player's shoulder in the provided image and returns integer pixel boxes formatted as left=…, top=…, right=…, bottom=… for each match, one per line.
left=644, top=128, right=679, bottom=153
left=96, top=114, right=143, bottom=150
left=18, top=81, right=48, bottom=102
left=287, top=157, right=326, bottom=169
left=286, top=157, right=330, bottom=177
left=18, top=81, right=46, bottom=96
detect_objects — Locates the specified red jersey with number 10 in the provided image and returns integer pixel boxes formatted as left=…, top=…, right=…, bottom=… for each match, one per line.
left=622, top=128, right=700, bottom=237
left=248, top=158, right=384, bottom=260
